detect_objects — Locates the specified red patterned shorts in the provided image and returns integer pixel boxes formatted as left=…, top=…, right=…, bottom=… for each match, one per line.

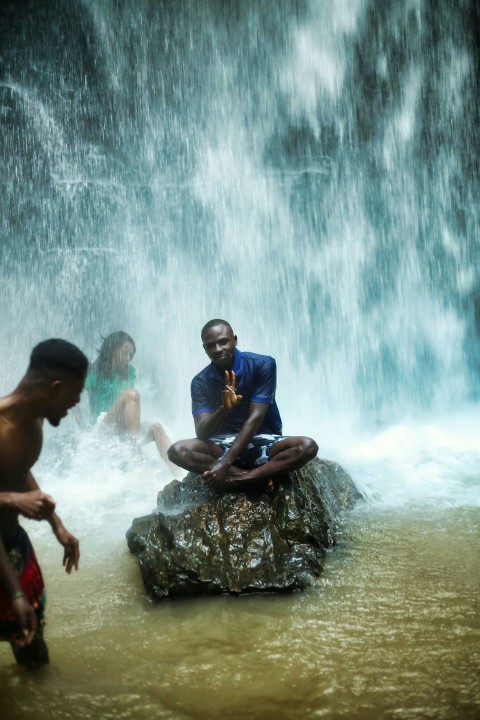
left=0, top=525, right=46, bottom=642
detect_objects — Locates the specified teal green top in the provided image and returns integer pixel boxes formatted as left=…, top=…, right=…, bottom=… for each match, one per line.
left=85, top=364, right=136, bottom=423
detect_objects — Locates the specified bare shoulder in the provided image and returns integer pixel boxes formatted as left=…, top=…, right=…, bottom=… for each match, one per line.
left=0, top=392, right=14, bottom=415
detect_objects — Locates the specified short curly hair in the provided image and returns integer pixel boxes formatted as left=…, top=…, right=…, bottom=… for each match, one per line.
left=29, top=339, right=89, bottom=377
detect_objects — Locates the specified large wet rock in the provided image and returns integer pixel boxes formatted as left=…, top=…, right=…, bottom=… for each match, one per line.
left=126, top=458, right=361, bottom=600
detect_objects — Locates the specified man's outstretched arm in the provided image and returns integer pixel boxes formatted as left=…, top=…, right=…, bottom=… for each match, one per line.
left=25, top=472, right=80, bottom=573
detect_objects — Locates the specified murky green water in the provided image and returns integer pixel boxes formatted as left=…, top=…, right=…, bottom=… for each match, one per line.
left=1, top=504, right=478, bottom=720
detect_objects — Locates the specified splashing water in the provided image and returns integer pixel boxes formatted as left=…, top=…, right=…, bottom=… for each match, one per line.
left=1, top=0, right=479, bottom=522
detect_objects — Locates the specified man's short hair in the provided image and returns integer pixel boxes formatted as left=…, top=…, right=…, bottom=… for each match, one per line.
left=29, top=339, right=89, bottom=378
left=201, top=319, right=233, bottom=339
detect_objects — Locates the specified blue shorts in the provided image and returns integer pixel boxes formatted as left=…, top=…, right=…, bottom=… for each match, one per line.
left=210, top=433, right=286, bottom=469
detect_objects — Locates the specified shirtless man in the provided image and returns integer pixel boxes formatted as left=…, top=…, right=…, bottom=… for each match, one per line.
left=168, top=319, right=318, bottom=490
left=0, top=339, right=88, bottom=668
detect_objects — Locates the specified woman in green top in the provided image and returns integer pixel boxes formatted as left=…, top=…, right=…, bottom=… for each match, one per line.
left=85, top=331, right=179, bottom=476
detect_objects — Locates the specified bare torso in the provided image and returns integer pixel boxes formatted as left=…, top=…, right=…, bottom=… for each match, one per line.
left=0, top=397, right=43, bottom=537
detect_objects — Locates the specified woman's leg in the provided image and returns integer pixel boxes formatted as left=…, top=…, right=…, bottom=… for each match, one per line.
left=103, top=389, right=141, bottom=438
left=144, top=422, right=183, bottom=477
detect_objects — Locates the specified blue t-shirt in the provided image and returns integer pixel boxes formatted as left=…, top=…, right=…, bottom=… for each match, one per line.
left=191, top=348, right=282, bottom=436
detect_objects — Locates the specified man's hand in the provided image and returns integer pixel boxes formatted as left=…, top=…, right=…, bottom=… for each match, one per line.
left=193, top=371, right=244, bottom=440
left=222, top=370, right=243, bottom=412
left=10, top=490, right=56, bottom=521
left=11, top=594, right=38, bottom=647
left=50, top=521, right=80, bottom=573
left=203, top=457, right=232, bottom=486
left=203, top=457, right=248, bottom=489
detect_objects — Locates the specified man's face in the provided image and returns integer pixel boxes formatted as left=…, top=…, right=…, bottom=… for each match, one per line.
left=46, top=371, right=86, bottom=427
left=202, top=324, right=237, bottom=370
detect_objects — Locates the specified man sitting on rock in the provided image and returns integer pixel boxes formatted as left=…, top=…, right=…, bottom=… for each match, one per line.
left=168, top=319, right=318, bottom=490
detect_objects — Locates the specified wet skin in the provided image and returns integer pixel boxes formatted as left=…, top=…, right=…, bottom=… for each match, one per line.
left=0, top=370, right=86, bottom=652
left=0, top=372, right=85, bottom=534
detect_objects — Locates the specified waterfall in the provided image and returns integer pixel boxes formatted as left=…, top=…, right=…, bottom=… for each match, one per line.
left=2, top=9, right=479, bottom=715
left=1, top=0, right=479, bottom=441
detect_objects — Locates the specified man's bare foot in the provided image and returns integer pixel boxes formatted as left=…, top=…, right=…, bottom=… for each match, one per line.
left=227, top=466, right=248, bottom=477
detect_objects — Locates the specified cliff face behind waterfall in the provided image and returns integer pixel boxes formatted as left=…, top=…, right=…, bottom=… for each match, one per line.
left=0, top=0, right=479, bottom=430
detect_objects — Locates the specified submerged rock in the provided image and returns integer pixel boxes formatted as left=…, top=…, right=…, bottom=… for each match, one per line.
left=126, top=458, right=361, bottom=601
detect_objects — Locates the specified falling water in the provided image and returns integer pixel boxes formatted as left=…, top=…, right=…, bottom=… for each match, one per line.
left=0, top=1, right=479, bottom=718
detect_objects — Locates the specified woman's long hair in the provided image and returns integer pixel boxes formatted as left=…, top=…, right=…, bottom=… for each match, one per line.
left=92, top=331, right=136, bottom=379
